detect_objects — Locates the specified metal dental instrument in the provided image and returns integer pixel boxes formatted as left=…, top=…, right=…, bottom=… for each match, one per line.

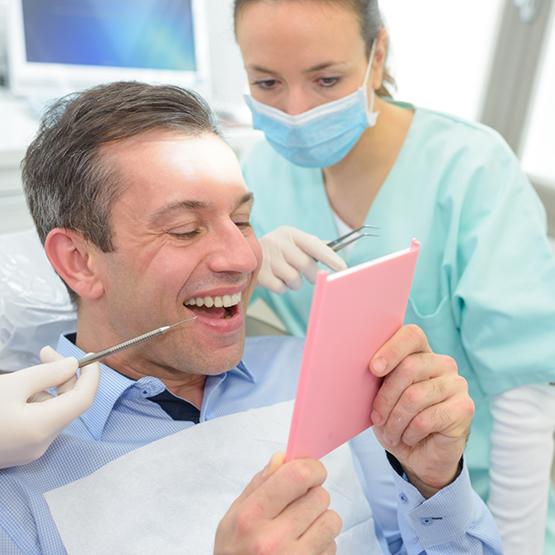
left=327, top=224, right=379, bottom=253
left=77, top=315, right=198, bottom=368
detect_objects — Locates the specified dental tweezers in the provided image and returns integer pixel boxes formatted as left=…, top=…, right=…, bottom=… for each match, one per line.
left=328, top=224, right=379, bottom=253
left=77, top=315, right=198, bottom=368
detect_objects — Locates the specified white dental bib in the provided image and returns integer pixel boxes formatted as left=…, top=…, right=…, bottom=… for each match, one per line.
left=44, top=401, right=383, bottom=554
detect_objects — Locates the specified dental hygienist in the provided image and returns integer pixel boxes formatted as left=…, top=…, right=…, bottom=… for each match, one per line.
left=234, top=0, right=555, bottom=552
left=0, top=347, right=99, bottom=469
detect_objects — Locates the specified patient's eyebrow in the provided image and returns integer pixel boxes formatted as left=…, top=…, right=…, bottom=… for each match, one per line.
left=149, top=200, right=214, bottom=225
left=149, top=192, right=254, bottom=225
left=236, top=192, right=254, bottom=208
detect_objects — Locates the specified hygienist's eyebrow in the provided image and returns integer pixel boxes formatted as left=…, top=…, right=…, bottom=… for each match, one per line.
left=302, top=61, right=346, bottom=74
left=249, top=64, right=281, bottom=75
left=249, top=62, right=345, bottom=75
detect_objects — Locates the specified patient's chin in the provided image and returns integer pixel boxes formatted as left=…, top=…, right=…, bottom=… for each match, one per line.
left=184, top=334, right=246, bottom=377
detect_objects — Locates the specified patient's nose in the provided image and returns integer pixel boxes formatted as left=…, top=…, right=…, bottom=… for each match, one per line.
left=207, top=222, right=260, bottom=276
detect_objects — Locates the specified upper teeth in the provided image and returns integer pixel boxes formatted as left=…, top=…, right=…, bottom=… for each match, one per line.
left=185, top=292, right=242, bottom=308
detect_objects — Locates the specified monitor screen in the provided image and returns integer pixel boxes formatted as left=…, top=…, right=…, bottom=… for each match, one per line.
left=7, top=0, right=210, bottom=102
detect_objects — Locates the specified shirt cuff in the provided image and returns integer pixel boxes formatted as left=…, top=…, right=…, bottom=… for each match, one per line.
left=387, top=453, right=474, bottom=549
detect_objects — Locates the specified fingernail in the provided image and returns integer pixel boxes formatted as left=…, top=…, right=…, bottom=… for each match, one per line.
left=371, top=410, right=382, bottom=425
left=372, top=357, right=387, bottom=375
left=382, top=433, right=396, bottom=446
left=262, top=451, right=285, bottom=480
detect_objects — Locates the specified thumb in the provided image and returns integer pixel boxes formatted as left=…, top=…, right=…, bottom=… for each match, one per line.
left=36, top=361, right=100, bottom=423
left=40, top=345, right=66, bottom=363
left=226, top=451, right=286, bottom=512
left=17, top=357, right=79, bottom=398
left=41, top=346, right=78, bottom=395
left=262, top=451, right=286, bottom=481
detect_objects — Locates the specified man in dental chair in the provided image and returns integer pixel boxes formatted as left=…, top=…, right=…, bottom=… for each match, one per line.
left=0, top=81, right=502, bottom=555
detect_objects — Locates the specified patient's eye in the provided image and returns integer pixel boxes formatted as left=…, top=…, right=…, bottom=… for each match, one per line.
left=234, top=221, right=252, bottom=237
left=168, top=226, right=200, bottom=239
left=232, top=210, right=252, bottom=234
left=169, top=228, right=200, bottom=240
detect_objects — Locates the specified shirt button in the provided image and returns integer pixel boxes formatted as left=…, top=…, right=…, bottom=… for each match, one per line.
left=142, top=390, right=149, bottom=396
left=420, top=518, right=433, bottom=526
left=399, top=493, right=408, bottom=504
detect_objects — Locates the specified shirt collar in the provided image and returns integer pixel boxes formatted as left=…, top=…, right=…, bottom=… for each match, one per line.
left=56, top=333, right=256, bottom=439
left=234, top=358, right=256, bottom=383
left=57, top=334, right=139, bottom=439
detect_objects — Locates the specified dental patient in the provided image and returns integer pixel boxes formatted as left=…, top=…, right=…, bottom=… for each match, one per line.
left=0, top=81, right=502, bottom=554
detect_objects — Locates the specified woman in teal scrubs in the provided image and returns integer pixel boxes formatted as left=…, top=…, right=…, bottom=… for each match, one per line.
left=234, top=0, right=555, bottom=553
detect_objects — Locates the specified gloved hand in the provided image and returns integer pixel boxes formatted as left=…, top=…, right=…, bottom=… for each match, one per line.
left=0, top=346, right=100, bottom=469
left=257, top=226, right=348, bottom=294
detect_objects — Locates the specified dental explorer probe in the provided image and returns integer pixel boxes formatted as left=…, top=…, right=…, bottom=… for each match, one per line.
left=76, top=315, right=198, bottom=368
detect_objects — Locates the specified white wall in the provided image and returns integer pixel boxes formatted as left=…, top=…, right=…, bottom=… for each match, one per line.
left=378, top=0, right=504, bottom=121
left=204, top=0, right=248, bottom=110
left=520, top=0, right=555, bottom=186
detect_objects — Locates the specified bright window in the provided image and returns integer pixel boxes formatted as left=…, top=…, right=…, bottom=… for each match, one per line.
left=379, top=0, right=504, bottom=121
left=520, top=3, right=555, bottom=188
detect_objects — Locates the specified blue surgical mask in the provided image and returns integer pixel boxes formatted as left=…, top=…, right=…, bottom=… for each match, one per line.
left=244, top=41, right=379, bottom=168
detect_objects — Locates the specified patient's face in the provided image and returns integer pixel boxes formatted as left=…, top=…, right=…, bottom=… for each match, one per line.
left=94, top=131, right=262, bottom=377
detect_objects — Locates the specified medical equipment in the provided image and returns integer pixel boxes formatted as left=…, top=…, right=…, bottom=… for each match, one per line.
left=6, top=0, right=210, bottom=106
left=327, top=224, right=379, bottom=253
left=77, top=316, right=198, bottom=368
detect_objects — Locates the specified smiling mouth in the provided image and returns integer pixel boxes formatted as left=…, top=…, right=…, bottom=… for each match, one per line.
left=184, top=292, right=242, bottom=320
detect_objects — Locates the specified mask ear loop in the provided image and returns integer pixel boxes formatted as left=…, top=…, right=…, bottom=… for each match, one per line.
left=363, top=39, right=378, bottom=114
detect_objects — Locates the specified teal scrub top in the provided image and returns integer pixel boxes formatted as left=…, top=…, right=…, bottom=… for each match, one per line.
left=241, top=105, right=555, bottom=500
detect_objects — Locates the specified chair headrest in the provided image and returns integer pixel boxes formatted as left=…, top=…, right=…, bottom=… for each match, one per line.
left=0, top=229, right=76, bottom=371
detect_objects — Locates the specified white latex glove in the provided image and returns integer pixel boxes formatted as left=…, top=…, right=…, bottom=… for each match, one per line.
left=488, top=383, right=555, bottom=555
left=257, top=226, right=348, bottom=294
left=0, top=346, right=100, bottom=469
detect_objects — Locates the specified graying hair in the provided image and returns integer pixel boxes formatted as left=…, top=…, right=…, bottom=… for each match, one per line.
left=22, top=81, right=221, bottom=304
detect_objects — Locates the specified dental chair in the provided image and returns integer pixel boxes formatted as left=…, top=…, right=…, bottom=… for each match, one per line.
left=0, top=229, right=77, bottom=372
left=0, top=229, right=286, bottom=373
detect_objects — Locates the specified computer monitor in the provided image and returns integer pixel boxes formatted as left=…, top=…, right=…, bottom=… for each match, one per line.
left=6, top=0, right=210, bottom=105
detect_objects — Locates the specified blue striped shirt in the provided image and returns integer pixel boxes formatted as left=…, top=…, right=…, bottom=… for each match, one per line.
left=0, top=334, right=502, bottom=554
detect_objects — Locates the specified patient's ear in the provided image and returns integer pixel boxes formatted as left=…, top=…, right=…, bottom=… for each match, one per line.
left=45, top=229, right=105, bottom=299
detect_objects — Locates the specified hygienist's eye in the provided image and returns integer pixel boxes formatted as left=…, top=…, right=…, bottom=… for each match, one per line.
left=317, top=76, right=340, bottom=88
left=252, top=78, right=278, bottom=90
left=235, top=221, right=252, bottom=231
